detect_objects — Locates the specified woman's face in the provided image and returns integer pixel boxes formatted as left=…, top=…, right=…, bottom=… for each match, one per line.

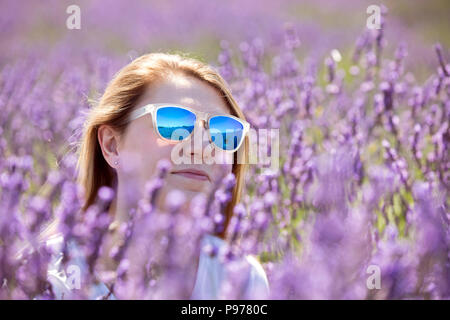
left=99, top=74, right=234, bottom=212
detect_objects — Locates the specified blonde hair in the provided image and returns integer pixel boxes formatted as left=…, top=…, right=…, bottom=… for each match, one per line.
left=76, top=52, right=248, bottom=239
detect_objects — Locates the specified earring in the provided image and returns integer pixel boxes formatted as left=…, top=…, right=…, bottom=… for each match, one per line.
left=114, top=160, right=119, bottom=166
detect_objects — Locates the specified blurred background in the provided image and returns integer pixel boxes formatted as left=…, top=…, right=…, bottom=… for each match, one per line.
left=1, top=0, right=449, bottom=72
left=0, top=0, right=449, bottom=300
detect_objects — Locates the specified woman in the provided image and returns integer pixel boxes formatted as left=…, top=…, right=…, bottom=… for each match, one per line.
left=45, top=52, right=269, bottom=299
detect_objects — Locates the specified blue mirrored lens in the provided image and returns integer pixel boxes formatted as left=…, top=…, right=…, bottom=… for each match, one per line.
left=209, top=116, right=244, bottom=151
left=156, top=107, right=196, bottom=141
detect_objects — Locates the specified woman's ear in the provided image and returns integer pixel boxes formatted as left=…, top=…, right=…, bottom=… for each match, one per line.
left=98, top=125, right=121, bottom=169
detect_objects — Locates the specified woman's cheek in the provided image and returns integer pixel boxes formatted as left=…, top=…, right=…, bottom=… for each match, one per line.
left=213, top=149, right=234, bottom=168
left=211, top=162, right=233, bottom=183
left=137, top=143, right=173, bottom=179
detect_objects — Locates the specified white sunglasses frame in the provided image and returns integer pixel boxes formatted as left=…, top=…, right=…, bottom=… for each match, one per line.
left=128, top=103, right=250, bottom=152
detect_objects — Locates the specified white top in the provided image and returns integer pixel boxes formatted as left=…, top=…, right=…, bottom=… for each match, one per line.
left=43, top=233, right=270, bottom=300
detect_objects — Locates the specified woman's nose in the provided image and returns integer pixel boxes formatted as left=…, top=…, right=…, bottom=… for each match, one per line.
left=197, top=119, right=206, bottom=129
left=188, top=120, right=211, bottom=163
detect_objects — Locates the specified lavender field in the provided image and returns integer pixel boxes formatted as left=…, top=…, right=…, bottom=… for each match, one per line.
left=0, top=1, right=449, bottom=299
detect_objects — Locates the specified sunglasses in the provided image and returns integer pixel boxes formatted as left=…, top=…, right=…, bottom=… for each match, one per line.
left=128, top=103, right=250, bottom=152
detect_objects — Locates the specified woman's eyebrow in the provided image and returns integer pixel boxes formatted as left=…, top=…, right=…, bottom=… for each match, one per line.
left=200, top=102, right=231, bottom=115
left=177, top=102, right=228, bottom=115
left=178, top=97, right=228, bottom=114
left=179, top=97, right=200, bottom=108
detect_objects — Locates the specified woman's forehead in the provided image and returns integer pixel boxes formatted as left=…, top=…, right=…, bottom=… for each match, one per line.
left=139, top=76, right=230, bottom=115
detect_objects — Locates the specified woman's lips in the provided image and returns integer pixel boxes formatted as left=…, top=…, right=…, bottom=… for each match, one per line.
left=170, top=169, right=210, bottom=182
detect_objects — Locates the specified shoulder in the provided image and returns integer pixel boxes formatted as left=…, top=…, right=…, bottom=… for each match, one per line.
left=197, top=234, right=270, bottom=299
left=243, top=254, right=270, bottom=299
left=35, top=233, right=72, bottom=299
left=42, top=233, right=88, bottom=299
left=45, top=233, right=65, bottom=254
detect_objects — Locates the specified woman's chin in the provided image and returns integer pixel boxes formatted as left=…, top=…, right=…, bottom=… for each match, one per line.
left=166, top=173, right=210, bottom=193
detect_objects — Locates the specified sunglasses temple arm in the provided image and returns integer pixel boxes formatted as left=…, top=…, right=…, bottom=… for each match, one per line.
left=128, top=104, right=155, bottom=122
